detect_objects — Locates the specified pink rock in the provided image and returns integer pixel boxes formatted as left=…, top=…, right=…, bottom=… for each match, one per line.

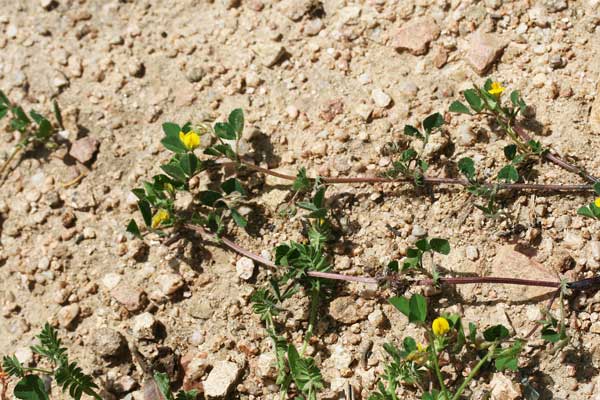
left=69, top=136, right=99, bottom=164
left=465, top=32, right=506, bottom=75
left=393, top=16, right=440, bottom=55
left=111, top=283, right=145, bottom=311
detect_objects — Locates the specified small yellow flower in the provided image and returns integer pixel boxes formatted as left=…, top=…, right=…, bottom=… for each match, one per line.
left=488, top=81, right=505, bottom=97
left=416, top=342, right=428, bottom=352
left=179, top=130, right=201, bottom=150
left=432, top=317, right=450, bottom=336
left=151, top=209, right=170, bottom=229
left=595, top=198, right=600, bottom=208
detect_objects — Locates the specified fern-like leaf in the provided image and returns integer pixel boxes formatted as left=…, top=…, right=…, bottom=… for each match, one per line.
left=55, top=362, right=101, bottom=400
left=31, top=323, right=67, bottom=365
left=175, top=389, right=198, bottom=400
left=2, top=355, right=25, bottom=377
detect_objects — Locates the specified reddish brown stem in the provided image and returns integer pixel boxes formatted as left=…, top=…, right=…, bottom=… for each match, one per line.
left=183, top=224, right=565, bottom=290
left=217, top=160, right=594, bottom=192
left=513, top=125, right=599, bottom=183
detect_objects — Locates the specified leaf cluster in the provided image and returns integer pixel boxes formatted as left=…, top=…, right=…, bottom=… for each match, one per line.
left=577, top=183, right=600, bottom=220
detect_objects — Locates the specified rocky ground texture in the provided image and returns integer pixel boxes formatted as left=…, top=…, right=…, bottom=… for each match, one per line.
left=2, top=0, right=600, bottom=399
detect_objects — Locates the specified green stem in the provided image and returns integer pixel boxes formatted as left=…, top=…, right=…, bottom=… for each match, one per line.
left=23, top=367, right=54, bottom=375
left=301, top=286, right=320, bottom=356
left=0, top=146, right=22, bottom=178
left=430, top=340, right=450, bottom=400
left=451, top=346, right=495, bottom=400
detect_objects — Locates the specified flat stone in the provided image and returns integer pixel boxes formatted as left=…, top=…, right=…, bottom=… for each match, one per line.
left=465, top=32, right=506, bottom=75
left=490, top=245, right=556, bottom=301
left=255, top=44, right=287, bottom=67
left=132, top=312, right=157, bottom=340
left=111, top=283, right=145, bottom=311
left=69, top=136, right=99, bottom=164
left=393, top=16, right=440, bottom=55
left=157, top=272, right=184, bottom=296
left=203, top=361, right=242, bottom=398
left=93, top=328, right=126, bottom=359
left=329, top=296, right=371, bottom=324
left=490, top=373, right=522, bottom=400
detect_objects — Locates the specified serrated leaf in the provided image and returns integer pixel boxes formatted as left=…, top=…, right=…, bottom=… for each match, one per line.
left=430, top=238, right=450, bottom=255
left=162, top=122, right=181, bottom=138
left=449, top=100, right=471, bottom=114
left=228, top=108, right=244, bottom=139
left=14, top=375, right=50, bottom=400
left=464, top=89, right=483, bottom=112
left=423, top=113, right=444, bottom=133
left=214, top=122, right=236, bottom=140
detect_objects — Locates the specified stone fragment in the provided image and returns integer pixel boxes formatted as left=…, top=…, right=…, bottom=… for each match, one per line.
left=589, top=88, right=600, bottom=134
left=329, top=296, right=371, bottom=324
left=465, top=32, right=506, bottom=75
left=69, top=136, right=99, bottom=164
left=132, top=312, right=157, bottom=340
left=466, top=246, right=479, bottom=261
left=128, top=60, right=145, bottom=77
left=256, top=353, right=277, bottom=379
left=393, top=16, right=440, bottom=55
left=57, top=304, right=80, bottom=328
left=15, top=347, right=34, bottom=366
left=111, top=283, right=145, bottom=311
left=93, top=328, right=127, bottom=359
left=330, top=344, right=352, bottom=369
left=203, top=361, right=242, bottom=398
left=102, top=273, right=122, bottom=290
left=279, top=0, right=315, bottom=21
left=371, top=88, right=392, bottom=108
left=255, top=44, right=287, bottom=67
left=157, top=272, right=184, bottom=296
left=490, top=373, right=522, bottom=400
left=235, top=257, right=255, bottom=280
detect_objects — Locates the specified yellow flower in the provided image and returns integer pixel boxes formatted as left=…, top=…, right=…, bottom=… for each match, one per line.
left=179, top=130, right=201, bottom=150
left=432, top=317, right=450, bottom=336
left=417, top=342, right=428, bottom=352
left=488, top=81, right=505, bottom=97
left=151, top=209, right=170, bottom=229
left=595, top=198, right=600, bottom=208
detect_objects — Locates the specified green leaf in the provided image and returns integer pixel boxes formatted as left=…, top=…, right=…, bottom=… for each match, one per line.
left=126, top=219, right=142, bottom=238
left=230, top=208, right=248, bottom=228
left=2, top=355, right=25, bottom=377
left=13, top=106, right=30, bottom=124
left=293, top=167, right=311, bottom=192
left=0, top=89, right=10, bottom=106
left=53, top=100, right=64, bottom=130
left=180, top=153, right=199, bottom=177
left=404, top=125, right=422, bottom=138
left=162, top=122, right=181, bottom=138
left=449, top=100, right=471, bottom=114
left=503, top=144, right=517, bottom=161
left=430, top=238, right=450, bottom=255
left=458, top=157, right=475, bottom=180
left=0, top=105, right=8, bottom=119
left=423, top=113, right=444, bottom=133
left=468, top=322, right=477, bottom=343
left=389, top=296, right=410, bottom=319
left=594, top=182, right=600, bottom=196
left=497, top=165, right=519, bottom=183
left=221, top=178, right=246, bottom=195
left=287, top=345, right=324, bottom=397
left=483, top=324, right=510, bottom=341
left=154, top=372, right=174, bottom=400
left=510, top=90, right=521, bottom=107
left=464, top=89, right=483, bottom=112
left=161, top=163, right=187, bottom=183
left=494, top=340, right=523, bottom=372
left=175, top=390, right=198, bottom=400
left=198, top=190, right=223, bottom=207
left=228, top=108, right=244, bottom=139
left=401, top=148, right=417, bottom=162
left=29, top=110, right=44, bottom=124
left=138, top=200, right=152, bottom=227
left=14, top=375, right=50, bottom=400
left=36, top=119, right=52, bottom=140
left=214, top=122, right=236, bottom=140
left=161, top=136, right=187, bottom=153
left=409, top=294, right=427, bottom=322
left=577, top=206, right=595, bottom=219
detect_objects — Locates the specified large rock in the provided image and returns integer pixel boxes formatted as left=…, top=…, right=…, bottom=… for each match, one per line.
left=490, top=373, right=522, bottom=400
left=69, top=136, right=99, bottom=164
left=111, top=283, right=146, bottom=312
left=465, top=32, right=506, bottom=75
left=393, top=16, right=440, bottom=55
left=203, top=361, right=242, bottom=398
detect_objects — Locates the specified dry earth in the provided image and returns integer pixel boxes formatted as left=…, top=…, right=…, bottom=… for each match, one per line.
left=2, top=0, right=600, bottom=399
